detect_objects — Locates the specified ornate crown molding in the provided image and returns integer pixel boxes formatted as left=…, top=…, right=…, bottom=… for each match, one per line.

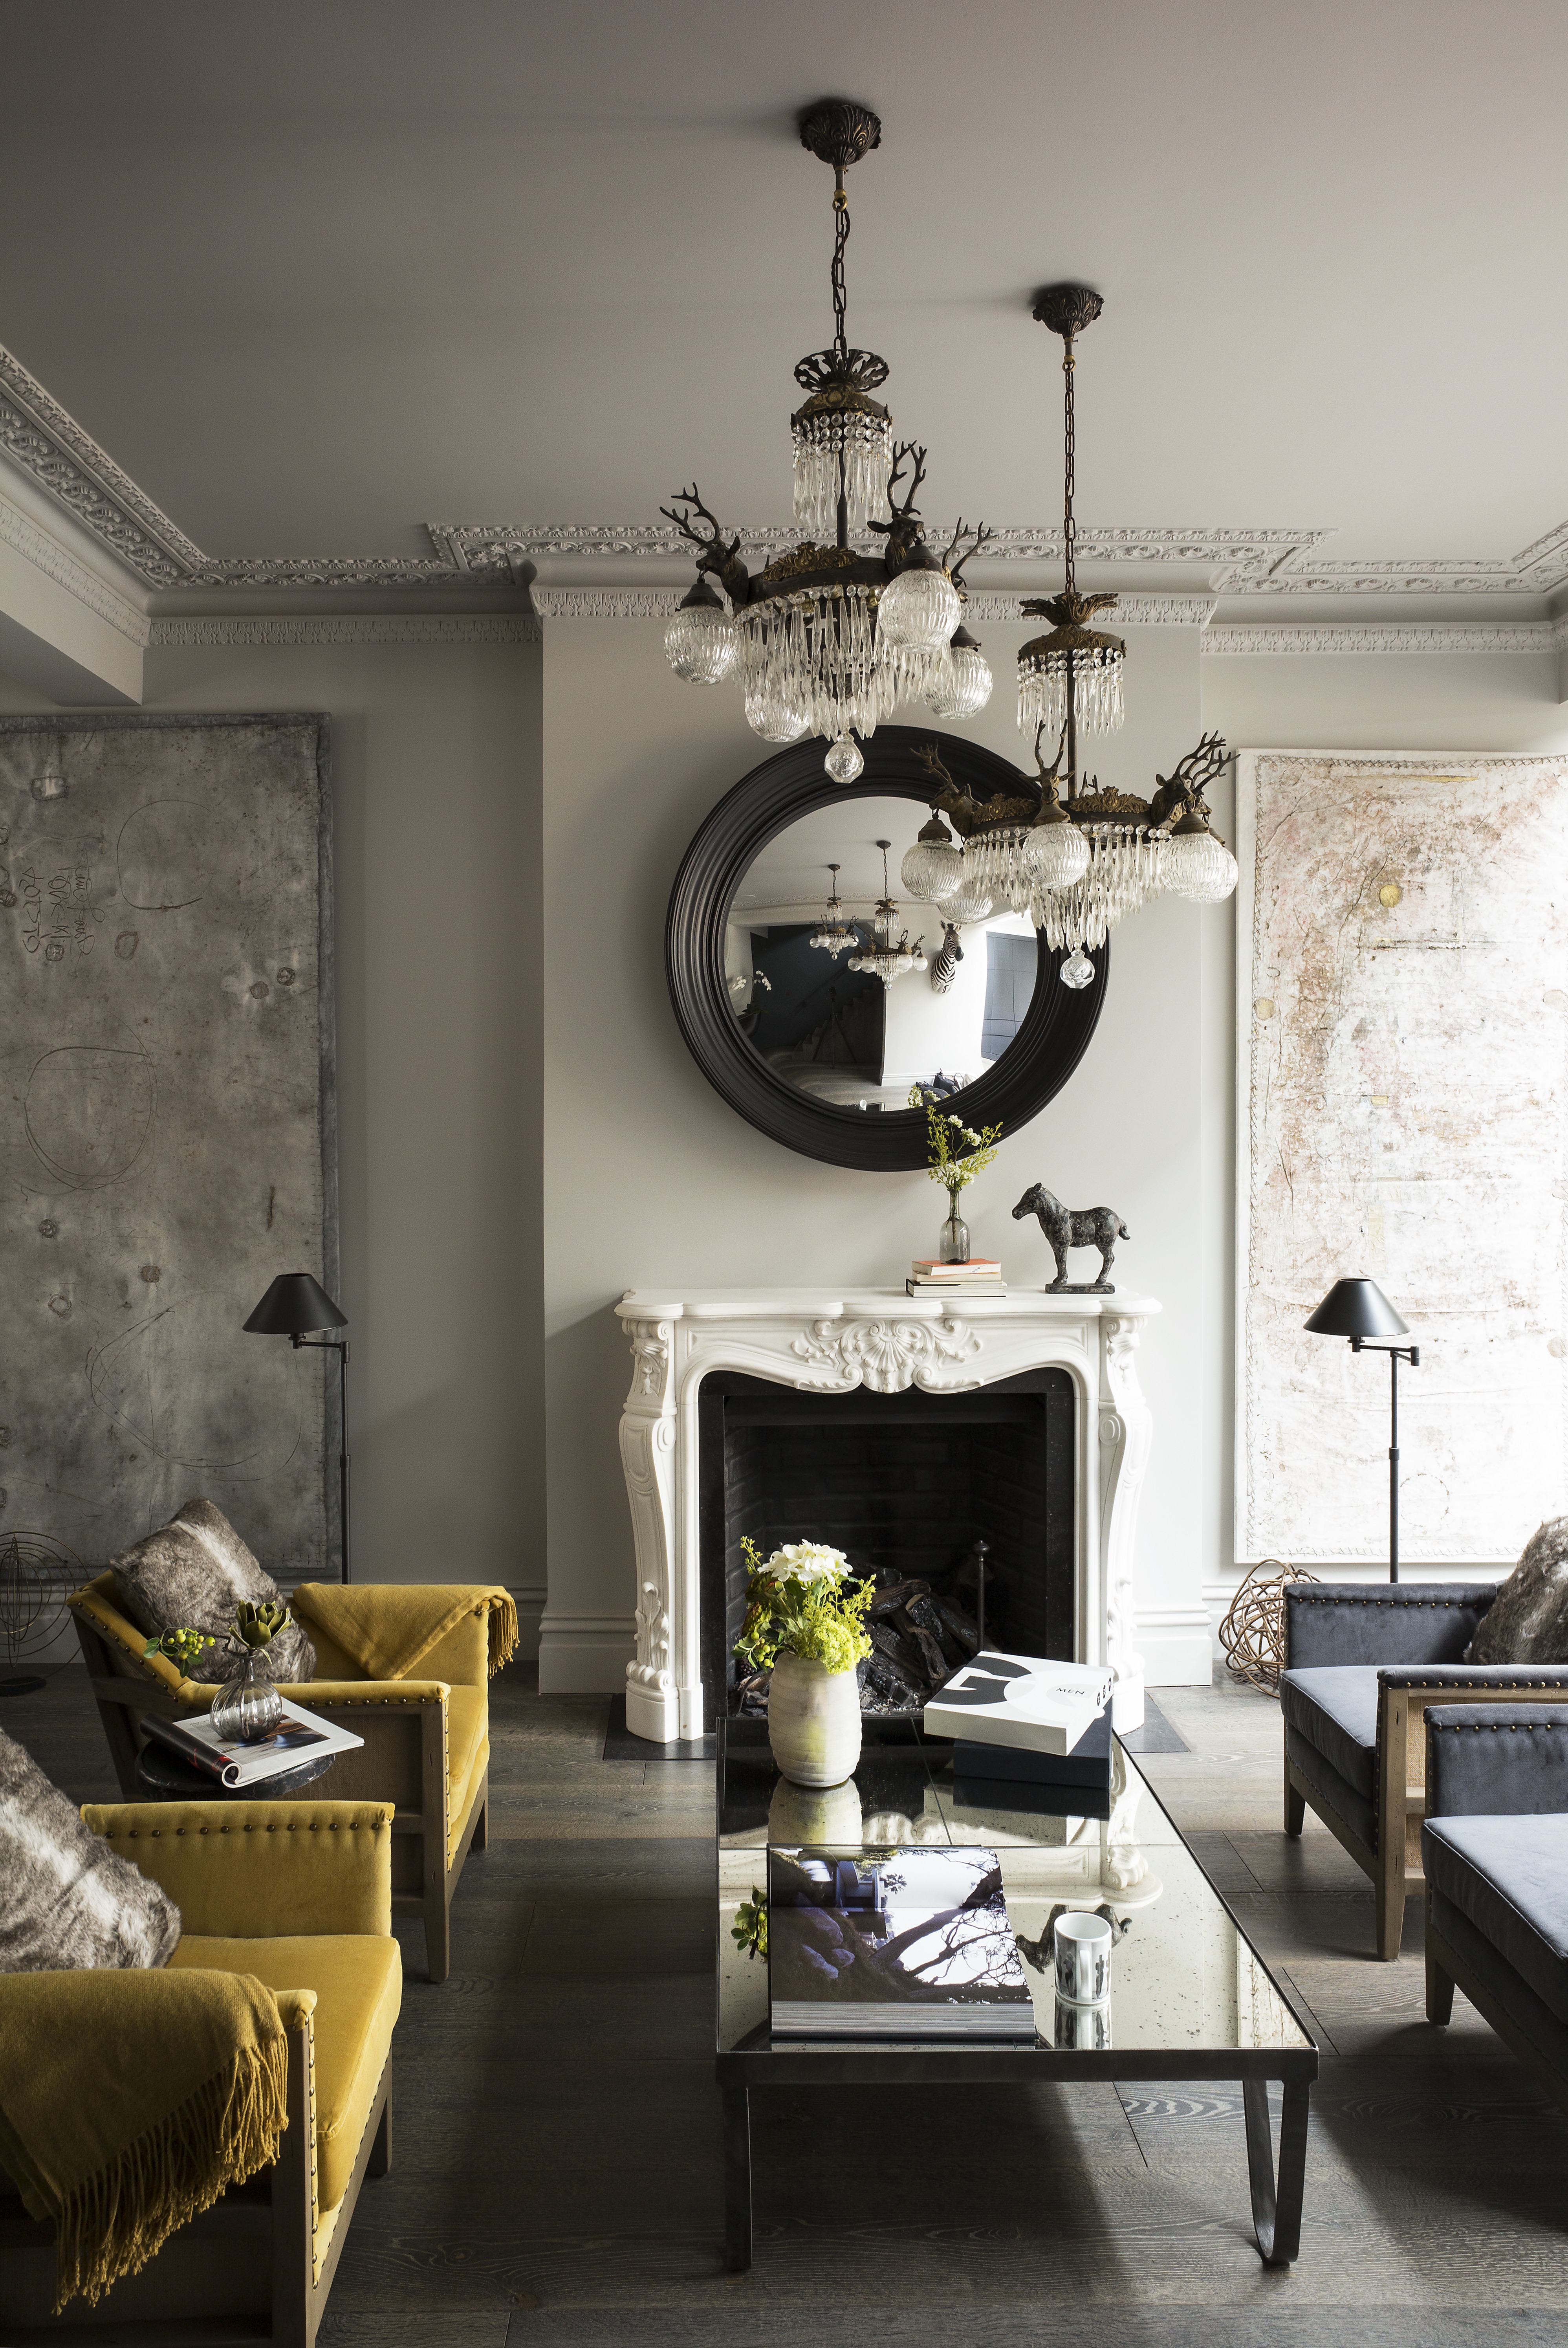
left=530, top=585, right=1219, bottom=628
left=3, top=345, right=1566, bottom=621
left=435, top=519, right=1329, bottom=587
left=147, top=613, right=539, bottom=648
left=0, top=491, right=150, bottom=646
left=965, top=591, right=1217, bottom=627
left=1204, top=618, right=1567, bottom=657
left=180, top=554, right=464, bottom=590
left=530, top=587, right=681, bottom=621
left=0, top=344, right=204, bottom=589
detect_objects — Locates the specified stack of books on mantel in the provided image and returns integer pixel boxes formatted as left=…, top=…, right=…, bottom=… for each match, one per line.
left=905, top=1257, right=1006, bottom=1298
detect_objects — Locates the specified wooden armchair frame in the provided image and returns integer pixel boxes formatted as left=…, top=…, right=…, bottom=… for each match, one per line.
left=69, top=1584, right=490, bottom=1983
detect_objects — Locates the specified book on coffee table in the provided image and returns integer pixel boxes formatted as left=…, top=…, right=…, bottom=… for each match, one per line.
left=141, top=1700, right=364, bottom=1789
left=767, top=1844, right=1037, bottom=2042
left=954, top=1708, right=1114, bottom=1794
left=922, top=1651, right=1113, bottom=1756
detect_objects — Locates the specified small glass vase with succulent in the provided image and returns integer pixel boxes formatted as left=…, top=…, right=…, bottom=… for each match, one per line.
left=909, top=1090, right=1003, bottom=1263
left=146, top=1602, right=298, bottom=1742
left=735, top=1538, right=874, bottom=1788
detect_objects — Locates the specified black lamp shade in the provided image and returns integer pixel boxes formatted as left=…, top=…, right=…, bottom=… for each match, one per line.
left=1304, top=1277, right=1409, bottom=1340
left=244, top=1273, right=347, bottom=1337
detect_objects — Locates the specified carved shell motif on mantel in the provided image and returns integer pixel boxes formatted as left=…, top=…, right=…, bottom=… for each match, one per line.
left=788, top=1316, right=984, bottom=1396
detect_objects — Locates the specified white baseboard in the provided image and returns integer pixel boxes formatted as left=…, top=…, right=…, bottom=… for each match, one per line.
left=509, top=1585, right=547, bottom=1665
left=537, top=1611, right=635, bottom=1693
left=1135, top=1607, right=1213, bottom=1688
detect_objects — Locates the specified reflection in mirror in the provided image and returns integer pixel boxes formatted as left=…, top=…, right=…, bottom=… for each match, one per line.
left=726, top=796, right=1038, bottom=1112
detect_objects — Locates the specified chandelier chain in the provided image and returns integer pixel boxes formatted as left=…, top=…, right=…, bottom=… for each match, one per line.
left=1062, top=336, right=1077, bottom=598
left=831, top=170, right=850, bottom=359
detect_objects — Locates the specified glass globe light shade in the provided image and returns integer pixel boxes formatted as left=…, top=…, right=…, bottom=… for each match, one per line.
left=1162, top=820, right=1240, bottom=904
left=924, top=630, right=993, bottom=719
left=1028, top=818, right=1091, bottom=894
left=1059, top=945, right=1097, bottom=990
left=942, top=879, right=994, bottom=925
left=744, top=684, right=810, bottom=744
left=877, top=562, right=962, bottom=655
left=825, top=734, right=865, bottom=784
left=900, top=816, right=964, bottom=903
left=664, top=582, right=737, bottom=685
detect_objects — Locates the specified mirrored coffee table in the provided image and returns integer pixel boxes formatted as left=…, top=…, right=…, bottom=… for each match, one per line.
left=717, top=1717, right=1316, bottom=2271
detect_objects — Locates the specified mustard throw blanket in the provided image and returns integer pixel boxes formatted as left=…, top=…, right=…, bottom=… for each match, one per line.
left=0, top=1966, right=291, bottom=2311
left=293, top=1581, right=519, bottom=1681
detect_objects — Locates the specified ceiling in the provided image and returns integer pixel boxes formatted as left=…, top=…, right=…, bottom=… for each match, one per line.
left=0, top=0, right=1564, bottom=603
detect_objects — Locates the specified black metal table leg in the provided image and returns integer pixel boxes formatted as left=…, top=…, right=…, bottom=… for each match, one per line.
left=1244, top=2075, right=1309, bottom=2267
left=723, top=2085, right=752, bottom=2271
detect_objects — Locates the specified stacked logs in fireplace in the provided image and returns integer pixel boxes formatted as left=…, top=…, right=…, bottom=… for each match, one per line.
left=733, top=1540, right=991, bottom=1718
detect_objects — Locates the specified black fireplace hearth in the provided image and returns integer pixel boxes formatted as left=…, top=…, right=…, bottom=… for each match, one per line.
left=698, top=1370, right=1075, bottom=1726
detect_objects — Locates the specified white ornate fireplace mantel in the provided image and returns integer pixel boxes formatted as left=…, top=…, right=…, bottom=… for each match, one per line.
left=614, top=1287, right=1160, bottom=1743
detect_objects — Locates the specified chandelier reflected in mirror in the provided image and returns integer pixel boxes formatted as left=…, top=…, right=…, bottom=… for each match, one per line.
left=846, top=842, right=926, bottom=985
left=808, top=864, right=858, bottom=956
left=660, top=100, right=993, bottom=781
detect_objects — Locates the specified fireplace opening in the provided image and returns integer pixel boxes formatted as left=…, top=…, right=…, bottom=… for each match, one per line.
left=698, top=1369, right=1075, bottom=1726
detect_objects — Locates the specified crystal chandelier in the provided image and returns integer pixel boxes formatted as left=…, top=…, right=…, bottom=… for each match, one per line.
left=846, top=842, right=925, bottom=984
left=894, top=283, right=1238, bottom=987
left=808, top=864, right=858, bottom=954
left=661, top=101, right=993, bottom=781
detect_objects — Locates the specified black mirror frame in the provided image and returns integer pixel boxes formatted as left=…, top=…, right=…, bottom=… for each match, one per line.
left=665, top=722, right=1109, bottom=1171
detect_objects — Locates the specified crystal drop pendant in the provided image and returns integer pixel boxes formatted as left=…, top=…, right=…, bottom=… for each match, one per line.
left=825, top=734, right=865, bottom=784
left=1060, top=945, right=1096, bottom=990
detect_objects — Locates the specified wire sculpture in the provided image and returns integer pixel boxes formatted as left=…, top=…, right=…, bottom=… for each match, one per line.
left=1219, top=1557, right=1321, bottom=1694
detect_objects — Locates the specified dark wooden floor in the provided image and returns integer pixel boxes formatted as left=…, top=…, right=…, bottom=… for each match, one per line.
left=8, top=1657, right=1568, bottom=2346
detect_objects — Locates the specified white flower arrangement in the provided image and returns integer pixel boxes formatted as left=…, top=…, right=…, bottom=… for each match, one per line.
left=756, top=1540, right=852, bottom=1585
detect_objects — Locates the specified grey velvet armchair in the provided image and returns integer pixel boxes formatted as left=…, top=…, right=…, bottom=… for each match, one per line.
left=1424, top=1702, right=1568, bottom=2113
left=1280, top=1582, right=1568, bottom=1959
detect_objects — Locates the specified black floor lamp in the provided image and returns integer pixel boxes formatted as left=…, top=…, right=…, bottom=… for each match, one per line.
left=1304, top=1277, right=1419, bottom=1583
left=244, top=1273, right=351, bottom=1584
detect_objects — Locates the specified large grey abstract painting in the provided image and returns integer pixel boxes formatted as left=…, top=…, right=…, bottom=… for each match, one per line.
left=0, top=715, right=337, bottom=1590
left=1235, top=749, right=1568, bottom=1568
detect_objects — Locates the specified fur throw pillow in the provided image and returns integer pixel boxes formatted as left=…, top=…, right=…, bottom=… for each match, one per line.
left=1466, top=1517, right=1568, bottom=1664
left=0, top=1727, right=180, bottom=1970
left=110, top=1499, right=316, bottom=1684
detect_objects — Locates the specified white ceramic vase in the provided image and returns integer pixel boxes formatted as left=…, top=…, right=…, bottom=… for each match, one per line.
left=766, top=1651, right=863, bottom=1788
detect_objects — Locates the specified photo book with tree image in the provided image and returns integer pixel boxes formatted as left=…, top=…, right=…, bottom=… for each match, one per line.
left=767, top=1844, right=1037, bottom=2042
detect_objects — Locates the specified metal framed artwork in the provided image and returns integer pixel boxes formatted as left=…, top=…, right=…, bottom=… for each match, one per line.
left=0, top=714, right=338, bottom=1587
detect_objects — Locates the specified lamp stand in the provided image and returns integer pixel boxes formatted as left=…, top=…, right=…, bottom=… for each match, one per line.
left=293, top=1334, right=350, bottom=1583
left=1350, top=1337, right=1420, bottom=1582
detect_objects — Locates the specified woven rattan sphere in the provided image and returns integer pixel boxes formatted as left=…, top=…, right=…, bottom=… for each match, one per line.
left=1220, top=1558, right=1320, bottom=1694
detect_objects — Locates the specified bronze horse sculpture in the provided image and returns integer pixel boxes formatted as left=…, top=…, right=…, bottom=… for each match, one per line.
left=1013, top=1183, right=1129, bottom=1293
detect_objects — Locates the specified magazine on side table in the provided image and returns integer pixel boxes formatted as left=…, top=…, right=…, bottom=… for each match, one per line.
left=141, top=1699, right=364, bottom=1789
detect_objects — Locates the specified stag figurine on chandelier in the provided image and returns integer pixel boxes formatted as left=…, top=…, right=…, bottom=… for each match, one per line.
left=1013, top=1183, right=1130, bottom=1294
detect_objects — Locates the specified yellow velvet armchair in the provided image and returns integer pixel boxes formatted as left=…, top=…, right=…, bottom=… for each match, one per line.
left=68, top=1577, right=511, bottom=1983
left=0, top=1797, right=398, bottom=2348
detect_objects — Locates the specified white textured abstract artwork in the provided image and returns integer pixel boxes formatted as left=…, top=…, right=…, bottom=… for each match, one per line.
left=1235, top=750, right=1568, bottom=1566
